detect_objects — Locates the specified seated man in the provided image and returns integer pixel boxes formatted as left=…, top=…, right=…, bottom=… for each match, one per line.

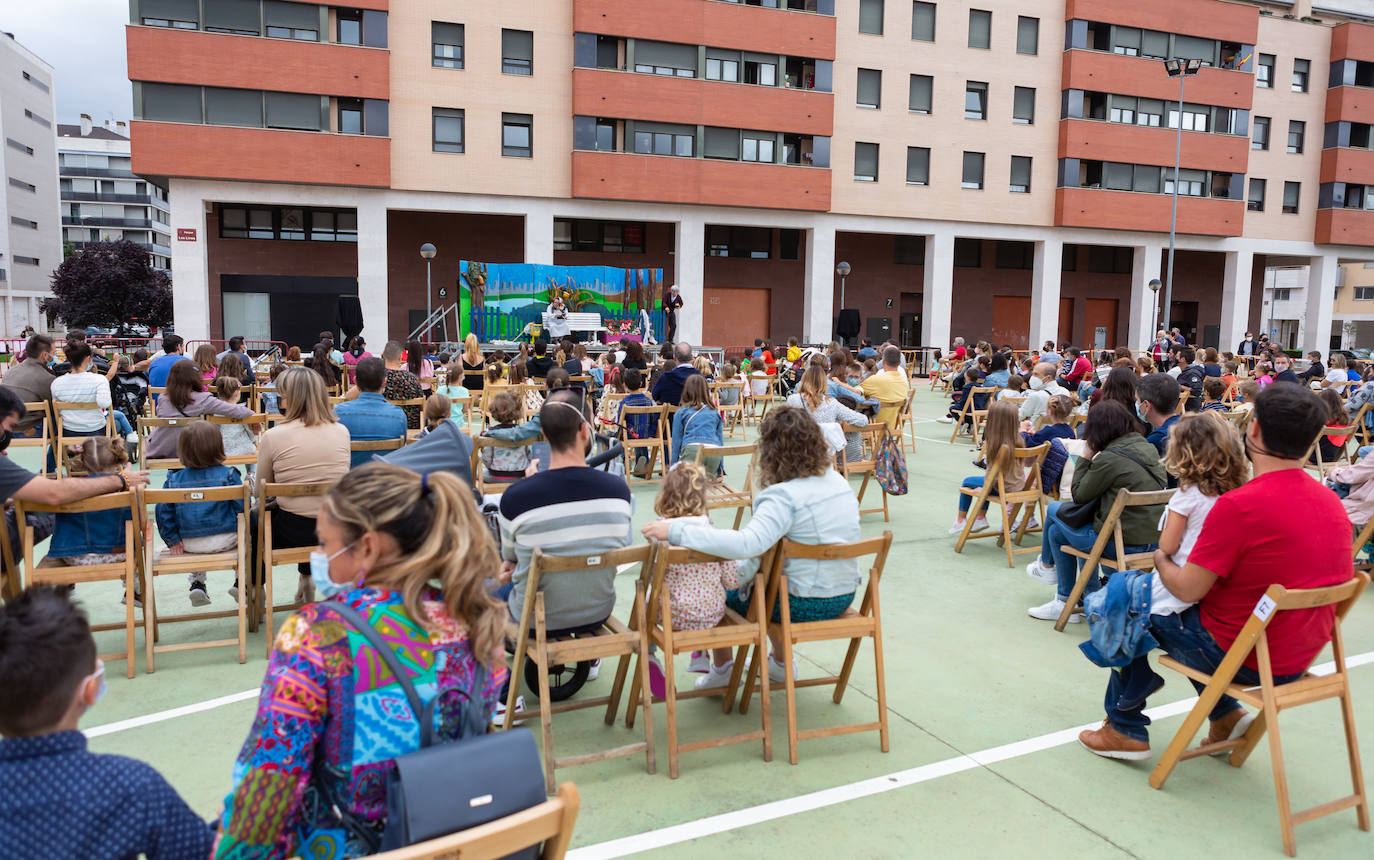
left=1137, top=372, right=1181, bottom=457
left=1018, top=361, right=1069, bottom=423
left=334, top=357, right=407, bottom=468
left=1057, top=347, right=1093, bottom=391
left=1078, top=384, right=1354, bottom=759
left=0, top=586, right=213, bottom=858
left=650, top=341, right=701, bottom=406
left=849, top=346, right=909, bottom=430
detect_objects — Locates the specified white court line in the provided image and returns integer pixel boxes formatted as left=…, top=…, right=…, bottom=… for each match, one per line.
left=84, top=689, right=260, bottom=738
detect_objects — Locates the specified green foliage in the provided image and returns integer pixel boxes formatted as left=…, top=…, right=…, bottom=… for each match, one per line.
left=42, top=240, right=173, bottom=330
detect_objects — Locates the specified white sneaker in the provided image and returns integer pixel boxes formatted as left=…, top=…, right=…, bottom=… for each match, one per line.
left=492, top=695, right=526, bottom=728
left=949, top=519, right=970, bottom=535
left=1028, top=598, right=1081, bottom=623
left=1024, top=517, right=1040, bottom=530
left=694, top=659, right=735, bottom=690
left=686, top=651, right=711, bottom=673
left=767, top=654, right=797, bottom=684
left=586, top=658, right=600, bottom=682
left=1025, top=558, right=1057, bottom=584
left=125, top=431, right=139, bottom=444
left=970, top=516, right=990, bottom=532
left=936, top=416, right=955, bottom=424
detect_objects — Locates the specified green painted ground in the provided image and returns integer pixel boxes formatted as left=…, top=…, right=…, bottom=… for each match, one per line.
left=41, top=387, right=1374, bottom=858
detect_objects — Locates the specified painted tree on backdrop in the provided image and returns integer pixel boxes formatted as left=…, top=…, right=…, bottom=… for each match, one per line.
left=42, top=240, right=173, bottom=332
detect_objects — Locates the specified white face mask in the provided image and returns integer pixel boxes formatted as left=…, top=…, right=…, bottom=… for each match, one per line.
left=1028, top=376, right=1046, bottom=390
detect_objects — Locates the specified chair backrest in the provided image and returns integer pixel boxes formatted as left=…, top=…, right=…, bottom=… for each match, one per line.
left=766, top=531, right=894, bottom=613
left=351, top=436, right=406, bottom=455
left=388, top=397, right=426, bottom=411
left=137, top=415, right=205, bottom=469
left=1212, top=573, right=1369, bottom=683
left=1097, top=487, right=1176, bottom=562
left=259, top=480, right=333, bottom=505
left=516, top=545, right=655, bottom=635
left=619, top=405, right=668, bottom=442
left=17, top=490, right=142, bottom=568
left=843, top=422, right=888, bottom=470
left=369, top=782, right=581, bottom=860
left=990, top=441, right=1050, bottom=497
left=143, top=484, right=250, bottom=547
left=11, top=401, right=51, bottom=458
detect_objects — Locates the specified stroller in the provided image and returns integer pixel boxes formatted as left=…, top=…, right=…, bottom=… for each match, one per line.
left=110, top=371, right=149, bottom=431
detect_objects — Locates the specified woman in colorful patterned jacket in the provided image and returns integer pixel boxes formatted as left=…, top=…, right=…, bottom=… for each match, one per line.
left=214, top=463, right=509, bottom=859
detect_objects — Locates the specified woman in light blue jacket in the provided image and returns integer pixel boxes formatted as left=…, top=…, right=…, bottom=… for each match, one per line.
left=642, top=406, right=860, bottom=685
left=670, top=375, right=724, bottom=473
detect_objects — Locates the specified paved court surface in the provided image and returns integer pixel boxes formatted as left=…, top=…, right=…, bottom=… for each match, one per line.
left=52, top=386, right=1374, bottom=858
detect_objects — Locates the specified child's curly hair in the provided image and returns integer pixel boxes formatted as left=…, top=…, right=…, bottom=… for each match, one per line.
left=654, top=462, right=708, bottom=519
left=70, top=436, right=128, bottom=475
left=1163, top=411, right=1248, bottom=497
left=487, top=391, right=521, bottom=425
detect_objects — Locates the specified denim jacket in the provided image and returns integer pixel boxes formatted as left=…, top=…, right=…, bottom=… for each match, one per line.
left=334, top=392, right=408, bottom=468
left=49, top=476, right=131, bottom=558
left=154, top=466, right=244, bottom=547
left=670, top=406, right=723, bottom=463
left=1079, top=568, right=1158, bottom=668
left=669, top=469, right=861, bottom=599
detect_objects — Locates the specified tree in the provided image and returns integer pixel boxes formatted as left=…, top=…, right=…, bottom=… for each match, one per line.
left=42, top=240, right=173, bottom=332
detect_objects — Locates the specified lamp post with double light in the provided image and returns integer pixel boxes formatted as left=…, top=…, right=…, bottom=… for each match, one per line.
left=1160, top=57, right=1203, bottom=340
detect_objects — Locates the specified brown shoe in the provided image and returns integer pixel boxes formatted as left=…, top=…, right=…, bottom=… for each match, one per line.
left=1205, top=707, right=1256, bottom=755
left=1078, top=720, right=1151, bottom=761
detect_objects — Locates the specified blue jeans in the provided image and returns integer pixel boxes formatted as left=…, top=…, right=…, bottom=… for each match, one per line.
left=112, top=411, right=133, bottom=436
left=1105, top=607, right=1303, bottom=742
left=1359, top=445, right=1373, bottom=460
left=1038, top=501, right=1155, bottom=602
left=957, top=475, right=987, bottom=514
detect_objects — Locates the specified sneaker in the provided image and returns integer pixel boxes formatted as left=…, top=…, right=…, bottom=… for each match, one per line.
left=1078, top=720, right=1151, bottom=761
left=1028, top=598, right=1081, bottom=623
left=694, top=659, right=735, bottom=691
left=1025, top=558, right=1057, bottom=584
left=1205, top=707, right=1257, bottom=754
left=936, top=416, right=955, bottom=424
left=970, top=516, right=990, bottom=532
left=586, top=658, right=600, bottom=682
left=1024, top=517, right=1040, bottom=530
left=189, top=582, right=211, bottom=607
left=949, top=519, right=970, bottom=535
left=492, top=695, right=526, bottom=729
left=120, top=590, right=143, bottom=609
left=646, top=655, right=667, bottom=699
left=686, top=651, right=711, bottom=673
left=228, top=582, right=240, bottom=600
left=768, top=654, right=797, bottom=684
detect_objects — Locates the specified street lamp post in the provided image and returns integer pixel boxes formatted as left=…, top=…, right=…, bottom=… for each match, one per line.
left=419, top=243, right=437, bottom=343
left=836, top=261, right=851, bottom=308
left=1148, top=278, right=1162, bottom=344
left=1161, top=58, right=1203, bottom=341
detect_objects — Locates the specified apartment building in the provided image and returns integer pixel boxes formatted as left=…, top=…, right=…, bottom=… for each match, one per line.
left=0, top=33, right=60, bottom=336
left=58, top=117, right=173, bottom=270
left=126, top=0, right=1374, bottom=352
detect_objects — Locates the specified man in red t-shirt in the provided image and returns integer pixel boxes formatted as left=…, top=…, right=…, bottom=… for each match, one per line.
left=1080, top=383, right=1353, bottom=760
left=1057, top=347, right=1093, bottom=389
left=952, top=337, right=967, bottom=363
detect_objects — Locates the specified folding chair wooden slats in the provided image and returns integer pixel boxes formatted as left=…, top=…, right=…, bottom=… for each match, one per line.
left=619, top=405, right=670, bottom=485
left=369, top=782, right=581, bottom=860
left=205, top=413, right=268, bottom=466
left=710, top=381, right=746, bottom=438
left=53, top=400, right=116, bottom=475
left=954, top=442, right=1049, bottom=567
left=470, top=435, right=542, bottom=496
left=841, top=423, right=891, bottom=522
left=1305, top=424, right=1356, bottom=478
left=257, top=481, right=332, bottom=652
left=948, top=387, right=998, bottom=445
left=689, top=442, right=757, bottom=529
left=0, top=510, right=19, bottom=602
left=1354, top=518, right=1374, bottom=570
left=137, top=415, right=203, bottom=470
left=10, top=401, right=51, bottom=473
left=1148, top=574, right=1370, bottom=857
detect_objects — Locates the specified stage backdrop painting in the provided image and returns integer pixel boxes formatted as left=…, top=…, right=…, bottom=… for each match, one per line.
left=460, top=262, right=664, bottom=342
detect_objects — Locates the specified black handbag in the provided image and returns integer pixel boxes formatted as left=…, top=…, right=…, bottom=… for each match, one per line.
left=314, top=601, right=547, bottom=858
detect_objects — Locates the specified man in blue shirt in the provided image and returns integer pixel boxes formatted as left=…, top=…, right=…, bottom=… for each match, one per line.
left=650, top=341, right=701, bottom=406
left=146, top=333, right=189, bottom=393
left=1137, top=372, right=1181, bottom=456
left=0, top=586, right=212, bottom=859
left=335, top=356, right=407, bottom=467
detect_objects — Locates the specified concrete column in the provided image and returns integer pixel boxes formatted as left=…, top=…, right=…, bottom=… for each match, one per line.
left=674, top=217, right=705, bottom=345
left=1127, top=242, right=1163, bottom=350
left=1304, top=253, right=1338, bottom=352
left=1029, top=238, right=1063, bottom=351
left=802, top=222, right=836, bottom=344
left=3, top=295, right=12, bottom=337
left=1219, top=249, right=1254, bottom=354
left=523, top=201, right=554, bottom=265
left=168, top=181, right=211, bottom=341
left=356, top=194, right=390, bottom=349
left=922, top=230, right=954, bottom=351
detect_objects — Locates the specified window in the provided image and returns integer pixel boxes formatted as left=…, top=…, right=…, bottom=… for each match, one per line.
left=743, top=56, right=776, bottom=86
left=635, top=40, right=697, bottom=78
left=1112, top=26, right=1141, bottom=56
left=432, top=108, right=464, bottom=152
left=205, top=87, right=262, bottom=127
left=954, top=238, right=981, bottom=267
left=338, top=98, right=362, bottom=134
left=1252, top=116, right=1270, bottom=150
left=906, top=146, right=930, bottom=185
left=965, top=81, right=987, bottom=119
left=912, top=2, right=935, bottom=41
left=1062, top=245, right=1077, bottom=271
left=857, top=68, right=882, bottom=108
left=433, top=22, right=464, bottom=69
left=503, top=30, right=533, bottom=75
left=1248, top=178, right=1265, bottom=212
left=203, top=0, right=260, bottom=36
left=634, top=123, right=694, bottom=156
left=280, top=208, right=306, bottom=240
left=779, top=229, right=800, bottom=260
left=854, top=142, right=879, bottom=181
left=1288, top=120, right=1305, bottom=154
left=264, top=1, right=318, bottom=40
left=1272, top=288, right=1292, bottom=301
left=1109, top=95, right=1135, bottom=124
left=1167, top=103, right=1209, bottom=132
left=140, top=0, right=197, bottom=29
left=742, top=132, right=776, bottom=163
left=501, top=113, right=532, bottom=157
left=20, top=71, right=49, bottom=93
left=10, top=216, right=38, bottom=229
left=707, top=226, right=771, bottom=258
left=703, top=126, right=739, bottom=159
left=995, top=241, right=1033, bottom=269
left=1283, top=181, right=1300, bottom=213
left=1163, top=167, right=1206, bottom=197
left=1086, top=246, right=1133, bottom=274
left=1292, top=58, right=1310, bottom=93
left=6, top=138, right=32, bottom=156
left=1012, top=86, right=1035, bottom=124
left=859, top=0, right=884, bottom=35
left=1135, top=98, right=1163, bottom=127
left=1257, top=53, right=1274, bottom=88
left=14, top=256, right=39, bottom=266
left=266, top=92, right=322, bottom=130
left=1009, top=155, right=1031, bottom=193
left=894, top=235, right=925, bottom=264
left=594, top=118, right=616, bottom=151
left=961, top=151, right=984, bottom=189
left=1355, top=287, right=1374, bottom=300
left=1016, top=16, right=1038, bottom=55
left=908, top=74, right=932, bottom=113
left=24, top=108, right=51, bottom=128
left=8, top=177, right=35, bottom=193
left=142, top=82, right=203, bottom=123
left=705, top=51, right=740, bottom=82
left=968, top=9, right=991, bottom=49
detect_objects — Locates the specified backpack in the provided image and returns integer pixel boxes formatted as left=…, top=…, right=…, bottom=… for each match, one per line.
left=874, top=432, right=908, bottom=496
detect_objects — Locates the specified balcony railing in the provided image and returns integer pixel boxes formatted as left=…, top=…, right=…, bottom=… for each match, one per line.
left=60, top=191, right=161, bottom=205
left=62, top=217, right=155, bottom=229
left=58, top=166, right=137, bottom=179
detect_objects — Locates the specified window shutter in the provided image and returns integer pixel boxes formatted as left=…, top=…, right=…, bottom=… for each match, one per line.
left=909, top=74, right=932, bottom=112
left=855, top=142, right=879, bottom=179
left=859, top=0, right=884, bottom=35
left=906, top=147, right=929, bottom=184
left=264, top=1, right=318, bottom=30
left=1013, top=87, right=1035, bottom=122
left=203, top=0, right=260, bottom=34
left=857, top=69, right=881, bottom=107
left=968, top=10, right=991, bottom=48
left=1010, top=155, right=1031, bottom=188
left=1016, top=17, right=1038, bottom=54
left=911, top=2, right=935, bottom=41
left=704, top=127, right=739, bottom=159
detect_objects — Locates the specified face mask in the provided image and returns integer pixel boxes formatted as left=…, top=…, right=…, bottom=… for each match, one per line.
left=1136, top=402, right=1148, bottom=422
left=85, top=659, right=107, bottom=705
left=1028, top=376, right=1046, bottom=391
left=309, top=542, right=357, bottom=600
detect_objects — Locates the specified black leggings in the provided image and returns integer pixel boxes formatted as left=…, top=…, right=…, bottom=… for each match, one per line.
left=248, top=506, right=317, bottom=582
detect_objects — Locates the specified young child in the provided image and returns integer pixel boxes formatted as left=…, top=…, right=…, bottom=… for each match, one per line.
left=260, top=361, right=286, bottom=414
left=1020, top=394, right=1076, bottom=496
left=49, top=438, right=135, bottom=601
left=1153, top=412, right=1248, bottom=616
left=484, top=363, right=504, bottom=388
left=671, top=375, right=724, bottom=474
left=508, top=362, right=543, bottom=418
left=596, top=366, right=624, bottom=433
left=997, top=374, right=1026, bottom=399
left=155, top=422, right=245, bottom=607
left=420, top=393, right=454, bottom=438
left=1221, top=361, right=1239, bottom=387
left=950, top=401, right=1028, bottom=534
left=1254, top=360, right=1274, bottom=390
left=479, top=391, right=531, bottom=484
left=1315, top=388, right=1351, bottom=464
left=1199, top=377, right=1228, bottom=412
left=646, top=462, right=741, bottom=694
left=435, top=365, right=470, bottom=422
left=0, top=587, right=214, bottom=858
left=212, top=377, right=256, bottom=480
left=747, top=357, right=770, bottom=397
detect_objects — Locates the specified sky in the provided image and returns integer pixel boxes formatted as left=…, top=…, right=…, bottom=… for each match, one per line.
left=5, top=1, right=131, bottom=124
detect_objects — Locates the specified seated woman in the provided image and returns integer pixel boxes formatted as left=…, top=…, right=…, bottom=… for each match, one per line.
left=1312, top=388, right=1350, bottom=465
left=641, top=407, right=860, bottom=684
left=671, top=374, right=724, bottom=474
left=950, top=400, right=1027, bottom=535
left=787, top=364, right=869, bottom=462
left=1025, top=400, right=1167, bottom=623
left=983, top=353, right=1011, bottom=388
left=146, top=360, right=253, bottom=461
left=215, top=464, right=508, bottom=859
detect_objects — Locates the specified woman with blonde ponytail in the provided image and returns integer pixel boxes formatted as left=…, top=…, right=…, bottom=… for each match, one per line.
left=216, top=462, right=508, bottom=860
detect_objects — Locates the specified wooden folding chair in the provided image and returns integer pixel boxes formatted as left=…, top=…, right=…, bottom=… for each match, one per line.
left=17, top=491, right=145, bottom=678
left=350, top=436, right=406, bottom=465
left=145, top=387, right=165, bottom=417
left=929, top=358, right=956, bottom=392
left=892, top=389, right=917, bottom=455
left=619, top=405, right=669, bottom=484
left=503, top=545, right=657, bottom=793
left=743, top=376, right=777, bottom=425
left=690, top=442, right=756, bottom=528
left=206, top=413, right=268, bottom=467
left=841, top=423, right=891, bottom=522
left=387, top=396, right=426, bottom=435
left=1305, top=424, right=1356, bottom=478
left=1222, top=409, right=1252, bottom=434
left=1148, top=573, right=1371, bottom=856
left=1351, top=402, right=1373, bottom=450
left=11, top=401, right=51, bottom=473
left=710, top=381, right=746, bottom=438
left=370, top=782, right=581, bottom=860
left=739, top=531, right=894, bottom=765
left=52, top=401, right=115, bottom=474
left=141, top=484, right=251, bottom=671
left=948, top=386, right=997, bottom=444
left=1353, top=518, right=1374, bottom=571
left=0, top=504, right=21, bottom=602
left=471, top=435, right=541, bottom=496
left=620, top=542, right=772, bottom=778
left=1054, top=488, right=1176, bottom=631
left=954, top=442, right=1049, bottom=567
left=137, top=415, right=202, bottom=470
left=256, top=481, right=331, bottom=650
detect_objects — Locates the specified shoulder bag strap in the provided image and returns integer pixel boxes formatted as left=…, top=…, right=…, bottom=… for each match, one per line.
left=1101, top=447, right=1167, bottom=490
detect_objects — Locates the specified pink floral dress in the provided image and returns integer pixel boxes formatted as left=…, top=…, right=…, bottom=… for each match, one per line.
left=660, top=515, right=740, bottom=630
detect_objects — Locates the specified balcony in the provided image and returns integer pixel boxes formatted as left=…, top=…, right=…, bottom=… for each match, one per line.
left=1332, top=22, right=1374, bottom=65
left=58, top=166, right=136, bottom=179
left=1326, top=86, right=1374, bottom=126
left=572, top=150, right=829, bottom=211
left=1065, top=0, right=1258, bottom=44
left=573, top=69, right=832, bottom=136
left=1055, top=187, right=1244, bottom=236
left=1321, top=147, right=1374, bottom=184
left=60, top=191, right=159, bottom=205
left=126, top=25, right=388, bottom=99
left=1058, top=118, right=1248, bottom=174
left=131, top=121, right=390, bottom=187
left=1062, top=50, right=1253, bottom=111
left=62, top=216, right=154, bottom=229
left=1316, top=208, right=1374, bottom=246
left=574, top=0, right=835, bottom=59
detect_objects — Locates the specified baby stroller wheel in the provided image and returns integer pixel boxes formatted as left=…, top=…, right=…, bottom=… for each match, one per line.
left=525, top=657, right=591, bottom=702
